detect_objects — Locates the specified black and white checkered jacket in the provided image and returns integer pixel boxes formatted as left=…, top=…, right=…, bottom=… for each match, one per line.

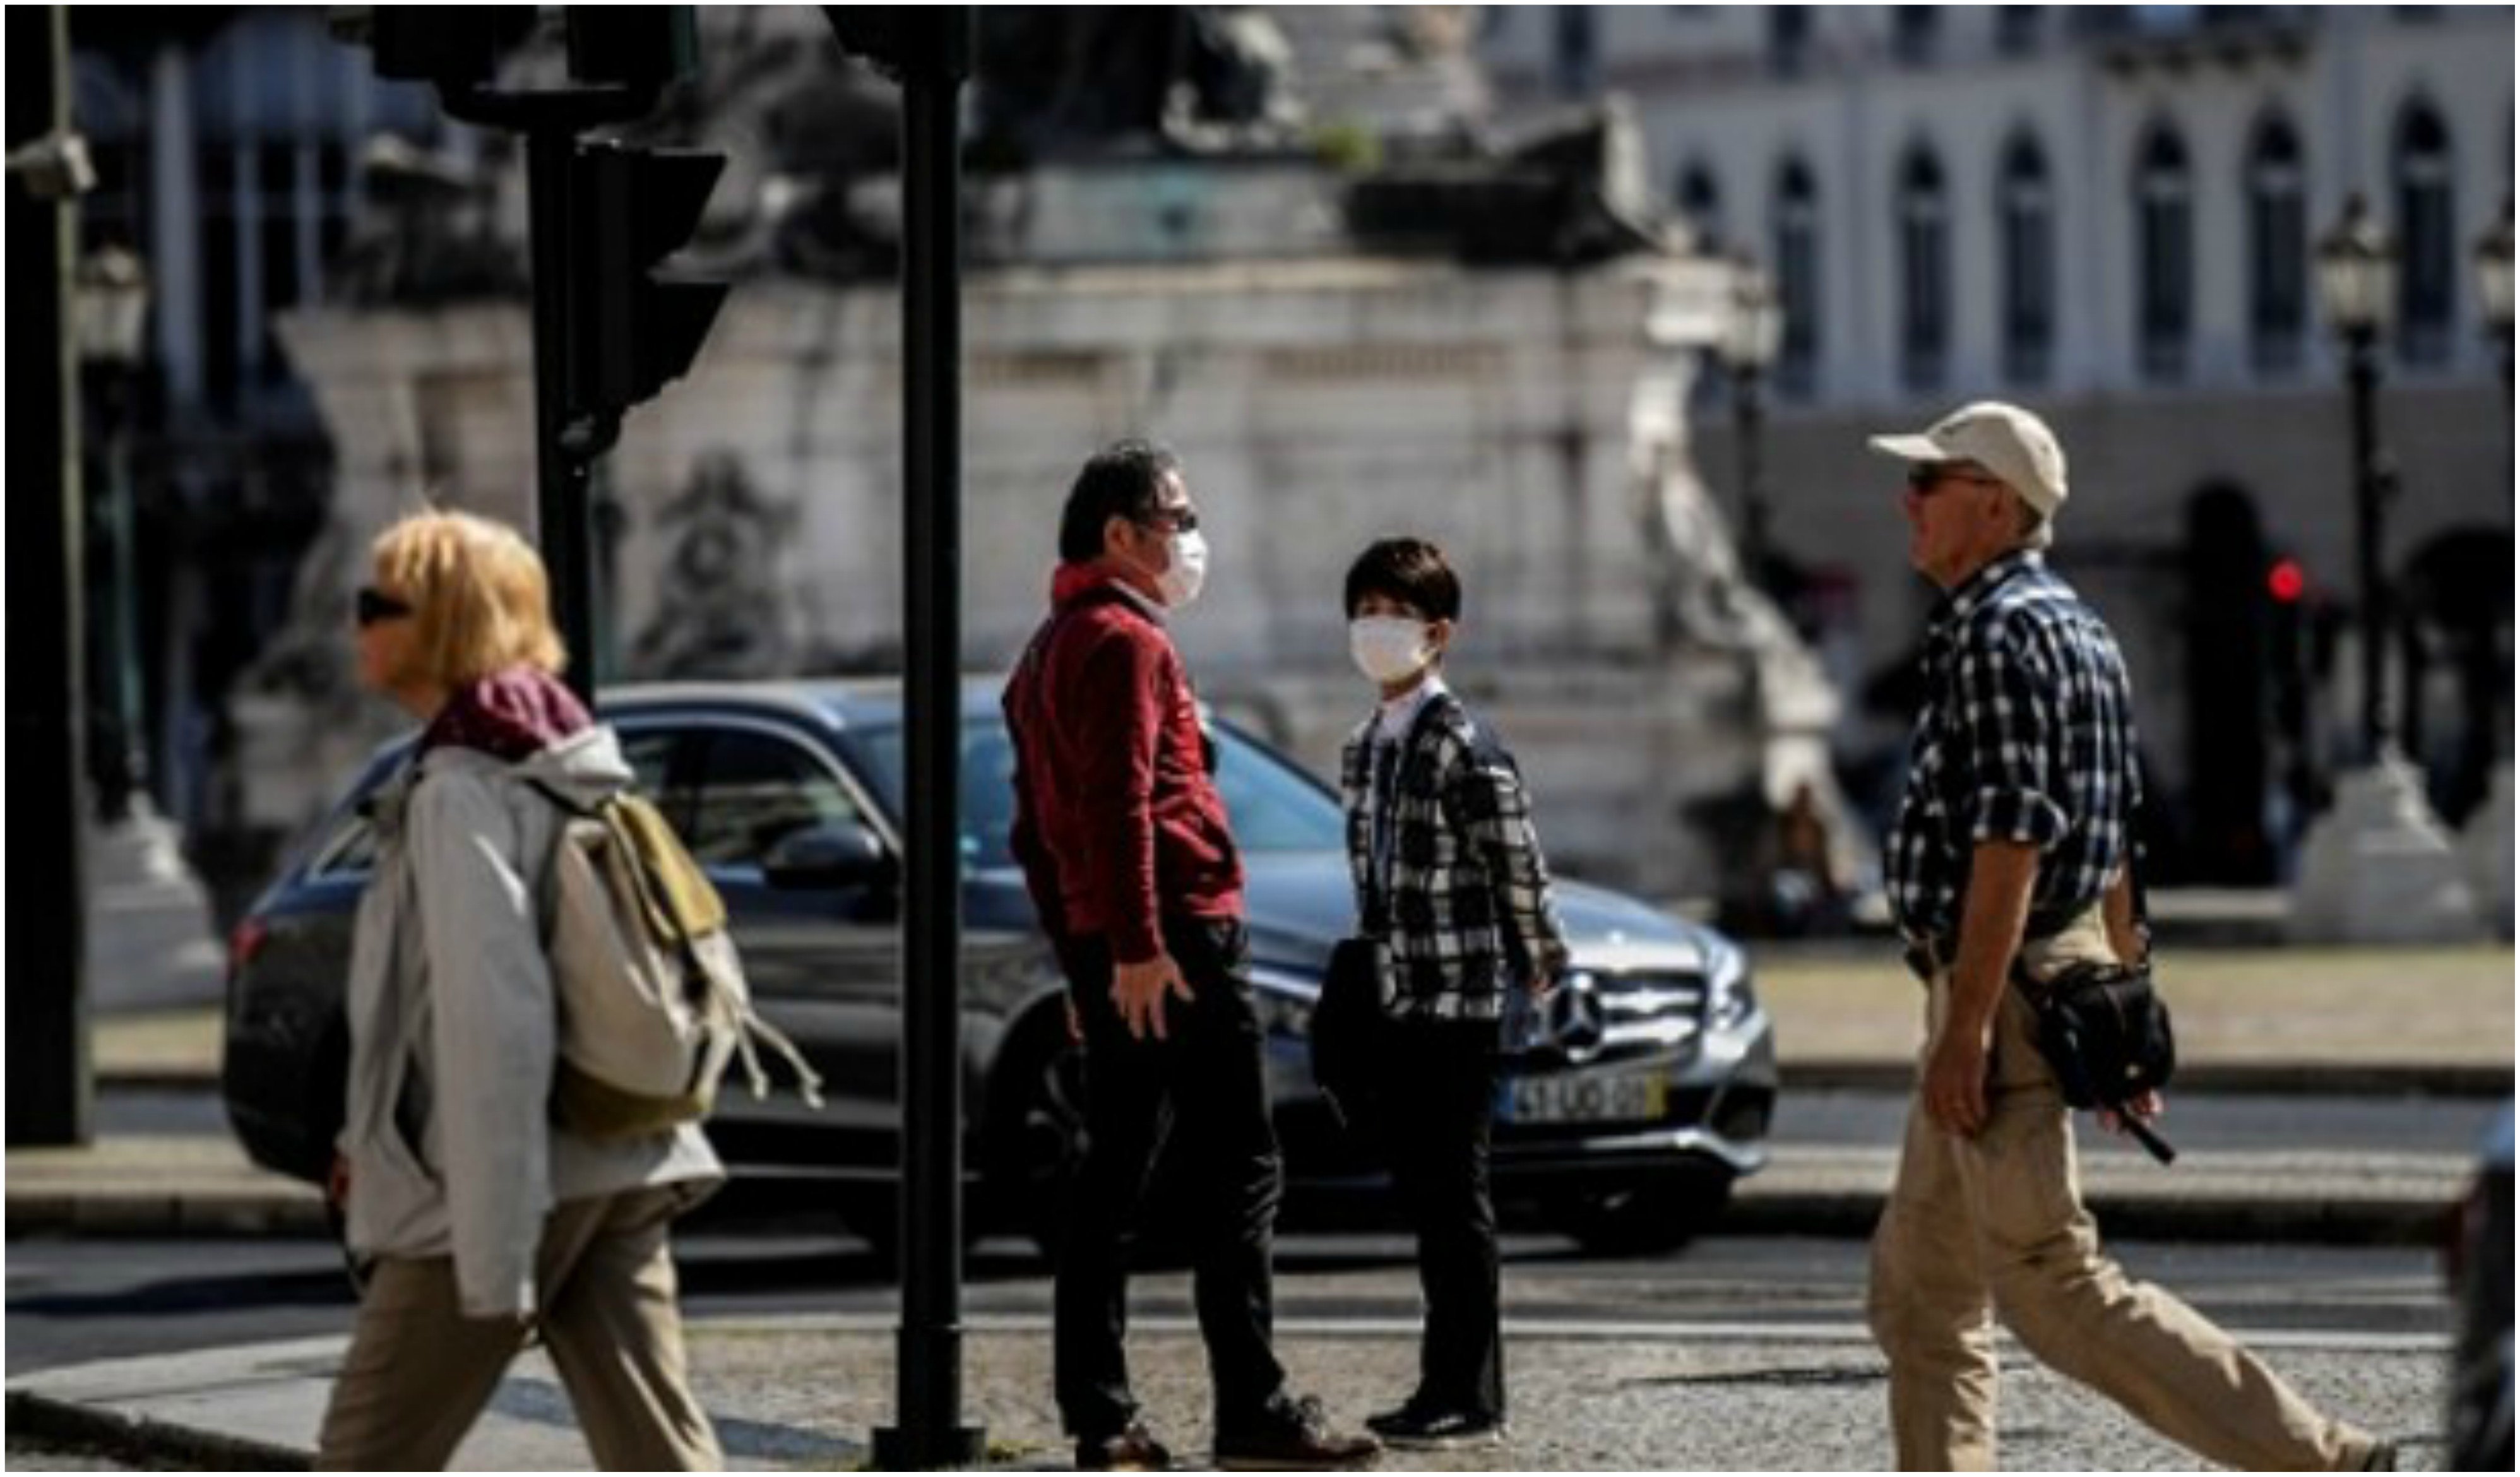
left=1340, top=690, right=1571, bottom=1022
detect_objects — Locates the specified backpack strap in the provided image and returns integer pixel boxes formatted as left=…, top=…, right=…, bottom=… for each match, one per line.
left=524, top=779, right=713, bottom=993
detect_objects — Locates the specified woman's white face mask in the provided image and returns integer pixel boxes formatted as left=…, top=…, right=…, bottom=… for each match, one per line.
left=1350, top=615, right=1435, bottom=685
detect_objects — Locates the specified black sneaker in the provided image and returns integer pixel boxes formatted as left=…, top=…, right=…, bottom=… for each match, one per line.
left=1076, top=1420, right=1173, bottom=1472
left=1364, top=1404, right=1506, bottom=1451
left=1215, top=1392, right=1382, bottom=1471
left=2360, top=1438, right=2399, bottom=1471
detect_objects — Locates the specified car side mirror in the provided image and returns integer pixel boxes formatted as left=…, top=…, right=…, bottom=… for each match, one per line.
left=761, top=820, right=896, bottom=892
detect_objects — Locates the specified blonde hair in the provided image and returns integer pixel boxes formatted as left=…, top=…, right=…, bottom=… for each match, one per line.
left=369, top=511, right=568, bottom=687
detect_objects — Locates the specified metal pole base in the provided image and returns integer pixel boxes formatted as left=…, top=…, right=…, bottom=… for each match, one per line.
left=869, top=1425, right=988, bottom=1471
left=2288, top=750, right=2487, bottom=942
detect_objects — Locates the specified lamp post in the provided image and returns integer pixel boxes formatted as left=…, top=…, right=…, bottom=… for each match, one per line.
left=1717, top=252, right=1783, bottom=588
left=2477, top=196, right=2514, bottom=395
left=2314, top=194, right=2394, bottom=762
left=2288, top=194, right=2481, bottom=942
left=73, top=242, right=150, bottom=824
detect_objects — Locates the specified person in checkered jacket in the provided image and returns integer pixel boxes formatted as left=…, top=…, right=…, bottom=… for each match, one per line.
left=1336, top=537, right=1568, bottom=1453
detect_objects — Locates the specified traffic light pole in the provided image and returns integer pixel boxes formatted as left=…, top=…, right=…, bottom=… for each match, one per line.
left=526, top=126, right=601, bottom=704
left=872, top=11, right=983, bottom=1468
left=6, top=2, right=92, bottom=1148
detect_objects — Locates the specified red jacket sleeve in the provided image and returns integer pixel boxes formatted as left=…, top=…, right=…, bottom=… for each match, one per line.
left=1075, top=625, right=1166, bottom=964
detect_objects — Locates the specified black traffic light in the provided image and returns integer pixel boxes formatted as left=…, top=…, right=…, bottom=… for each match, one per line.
left=567, top=141, right=728, bottom=423
left=566, top=6, right=699, bottom=92
left=361, top=6, right=537, bottom=92
left=354, top=6, right=699, bottom=125
left=824, top=7, right=972, bottom=83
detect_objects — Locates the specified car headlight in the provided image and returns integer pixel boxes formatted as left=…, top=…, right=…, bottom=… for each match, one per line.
left=1247, top=964, right=1318, bottom=1041
left=1704, top=936, right=1756, bottom=1033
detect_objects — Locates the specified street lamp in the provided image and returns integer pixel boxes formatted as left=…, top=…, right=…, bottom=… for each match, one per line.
left=2290, top=194, right=2482, bottom=942
left=2476, top=195, right=2514, bottom=392
left=2314, top=194, right=2395, bottom=761
left=73, top=242, right=152, bottom=824
left=1716, top=252, right=1784, bottom=588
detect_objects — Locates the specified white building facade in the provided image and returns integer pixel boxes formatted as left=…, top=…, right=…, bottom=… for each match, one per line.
left=1483, top=5, right=2513, bottom=883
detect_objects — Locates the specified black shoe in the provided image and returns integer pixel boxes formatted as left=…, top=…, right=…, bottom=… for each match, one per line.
left=1076, top=1420, right=1173, bottom=1471
left=2360, top=1438, right=2398, bottom=1471
left=1215, top=1392, right=1381, bottom=1470
left=1364, top=1403, right=1506, bottom=1451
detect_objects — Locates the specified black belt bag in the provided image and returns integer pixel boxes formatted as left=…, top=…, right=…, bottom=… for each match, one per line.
left=2013, top=956, right=2178, bottom=1165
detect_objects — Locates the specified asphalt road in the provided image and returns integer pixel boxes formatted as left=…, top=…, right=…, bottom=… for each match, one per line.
left=11, top=1080, right=2476, bottom=1378
left=4, top=1218, right=2454, bottom=1378
left=103, top=1080, right=2511, bottom=1155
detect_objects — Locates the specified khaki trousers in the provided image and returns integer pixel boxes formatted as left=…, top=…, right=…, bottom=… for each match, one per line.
left=1865, top=912, right=2376, bottom=1471
left=316, top=1184, right=722, bottom=1471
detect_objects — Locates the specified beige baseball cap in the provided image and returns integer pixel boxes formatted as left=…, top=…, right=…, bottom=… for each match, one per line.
left=1867, top=400, right=2069, bottom=519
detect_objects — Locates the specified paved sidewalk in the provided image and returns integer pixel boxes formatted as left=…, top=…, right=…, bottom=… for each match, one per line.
left=4, top=1312, right=2449, bottom=1471
left=8, top=943, right=2497, bottom=1469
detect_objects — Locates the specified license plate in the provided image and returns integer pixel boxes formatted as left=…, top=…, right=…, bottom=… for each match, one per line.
left=1499, top=1071, right=1667, bottom=1124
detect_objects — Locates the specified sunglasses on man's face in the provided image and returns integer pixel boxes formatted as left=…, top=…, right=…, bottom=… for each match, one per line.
left=354, top=586, right=415, bottom=628
left=1906, top=463, right=2004, bottom=497
left=1138, top=506, right=1201, bottom=535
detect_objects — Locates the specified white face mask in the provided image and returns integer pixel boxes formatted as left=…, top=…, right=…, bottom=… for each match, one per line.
left=1350, top=615, right=1434, bottom=685
left=1155, top=529, right=1208, bottom=608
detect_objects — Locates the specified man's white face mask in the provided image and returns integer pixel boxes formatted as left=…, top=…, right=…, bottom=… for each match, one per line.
left=1349, top=615, right=1434, bottom=685
left=1155, top=528, right=1208, bottom=608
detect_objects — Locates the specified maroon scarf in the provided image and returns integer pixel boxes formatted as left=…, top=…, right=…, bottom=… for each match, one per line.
left=418, top=667, right=591, bottom=762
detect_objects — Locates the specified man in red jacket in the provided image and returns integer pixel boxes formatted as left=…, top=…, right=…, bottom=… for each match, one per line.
left=1005, top=441, right=1379, bottom=1473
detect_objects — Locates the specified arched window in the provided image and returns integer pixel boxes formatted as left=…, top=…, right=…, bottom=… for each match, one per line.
left=1773, top=156, right=1821, bottom=397
left=2246, top=113, right=2307, bottom=372
left=1552, top=6, right=1600, bottom=98
left=1998, top=132, right=2054, bottom=384
left=1678, top=161, right=1724, bottom=252
left=2135, top=122, right=2192, bottom=381
left=1898, top=145, right=1949, bottom=391
left=1997, top=7, right=2046, bottom=56
left=2394, top=100, right=2457, bottom=364
left=1768, top=9, right=1811, bottom=78
left=1893, top=9, right=1941, bottom=66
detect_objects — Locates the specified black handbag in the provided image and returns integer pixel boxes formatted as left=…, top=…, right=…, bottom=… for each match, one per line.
left=1311, top=936, right=1390, bottom=1127
left=2016, top=956, right=2178, bottom=1165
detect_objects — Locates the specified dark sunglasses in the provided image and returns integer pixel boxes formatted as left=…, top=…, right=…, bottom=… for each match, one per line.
left=1137, top=506, right=1201, bottom=535
left=354, top=586, right=415, bottom=627
left=1906, top=463, right=2004, bottom=497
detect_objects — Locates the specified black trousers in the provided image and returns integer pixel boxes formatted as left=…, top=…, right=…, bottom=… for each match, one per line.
left=1053, top=916, right=1288, bottom=1439
left=1376, top=1017, right=1506, bottom=1421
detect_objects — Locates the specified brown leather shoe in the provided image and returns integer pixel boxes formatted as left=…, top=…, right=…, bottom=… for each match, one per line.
left=1076, top=1420, right=1172, bottom=1471
left=1215, top=1392, right=1381, bottom=1470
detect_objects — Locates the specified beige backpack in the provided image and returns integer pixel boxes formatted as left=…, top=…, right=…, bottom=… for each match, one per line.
left=533, top=782, right=823, bottom=1139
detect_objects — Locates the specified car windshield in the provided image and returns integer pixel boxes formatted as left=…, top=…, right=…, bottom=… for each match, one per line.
left=853, top=716, right=1346, bottom=869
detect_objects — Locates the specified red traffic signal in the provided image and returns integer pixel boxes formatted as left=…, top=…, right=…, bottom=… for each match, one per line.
left=2267, top=558, right=2307, bottom=605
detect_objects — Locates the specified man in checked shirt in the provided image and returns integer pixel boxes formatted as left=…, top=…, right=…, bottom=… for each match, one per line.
left=1862, top=402, right=2392, bottom=1472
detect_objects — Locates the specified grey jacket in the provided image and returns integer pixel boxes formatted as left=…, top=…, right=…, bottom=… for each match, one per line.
left=339, top=725, right=721, bottom=1319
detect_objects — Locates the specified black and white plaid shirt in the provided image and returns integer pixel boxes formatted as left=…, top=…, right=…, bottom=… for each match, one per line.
left=1340, top=689, right=1571, bottom=1021
left=1887, top=550, right=2141, bottom=948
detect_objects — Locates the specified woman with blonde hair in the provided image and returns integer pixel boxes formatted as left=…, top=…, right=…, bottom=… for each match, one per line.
left=316, top=509, right=724, bottom=1470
